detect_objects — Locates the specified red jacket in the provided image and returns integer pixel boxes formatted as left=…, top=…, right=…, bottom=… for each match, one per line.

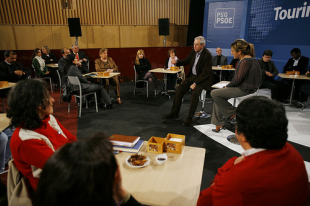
left=10, top=115, right=76, bottom=190
left=197, top=143, right=308, bottom=206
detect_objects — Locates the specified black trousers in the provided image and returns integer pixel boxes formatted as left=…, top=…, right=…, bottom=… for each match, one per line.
left=170, top=75, right=203, bottom=119
left=83, top=83, right=112, bottom=105
left=260, top=79, right=280, bottom=100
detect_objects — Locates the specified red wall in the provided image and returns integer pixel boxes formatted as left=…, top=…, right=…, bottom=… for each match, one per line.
left=0, top=47, right=193, bottom=81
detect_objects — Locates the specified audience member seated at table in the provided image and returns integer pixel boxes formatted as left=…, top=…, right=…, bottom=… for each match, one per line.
left=0, top=127, right=14, bottom=172
left=197, top=96, right=309, bottom=206
left=165, top=48, right=179, bottom=91
left=258, top=49, right=280, bottom=100
left=134, top=49, right=161, bottom=91
left=283, top=48, right=309, bottom=75
left=212, top=47, right=228, bottom=82
left=66, top=54, right=113, bottom=109
left=7, top=79, right=77, bottom=190
left=0, top=50, right=31, bottom=82
left=278, top=48, right=310, bottom=102
left=58, top=47, right=71, bottom=87
left=212, top=47, right=227, bottom=66
left=95, top=48, right=122, bottom=104
left=41, top=45, right=57, bottom=64
left=32, top=48, right=51, bottom=78
left=211, top=39, right=261, bottom=132
left=72, top=44, right=89, bottom=74
left=36, top=132, right=142, bottom=206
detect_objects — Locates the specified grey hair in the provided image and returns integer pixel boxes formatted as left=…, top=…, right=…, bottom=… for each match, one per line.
left=195, top=36, right=206, bottom=45
left=72, top=44, right=79, bottom=49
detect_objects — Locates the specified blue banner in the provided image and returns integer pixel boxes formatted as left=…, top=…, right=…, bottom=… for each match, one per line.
left=247, top=0, right=310, bottom=45
left=206, top=1, right=244, bottom=48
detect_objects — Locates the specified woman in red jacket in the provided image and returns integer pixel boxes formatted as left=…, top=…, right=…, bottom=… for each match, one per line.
left=7, top=79, right=77, bottom=191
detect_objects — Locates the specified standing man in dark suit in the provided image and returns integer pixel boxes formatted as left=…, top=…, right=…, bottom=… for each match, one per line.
left=164, top=36, right=213, bottom=125
left=72, top=44, right=89, bottom=74
left=0, top=50, right=31, bottom=82
left=258, top=50, right=279, bottom=100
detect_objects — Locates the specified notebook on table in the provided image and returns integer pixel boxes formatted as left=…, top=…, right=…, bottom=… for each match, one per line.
left=113, top=140, right=144, bottom=153
left=110, top=134, right=140, bottom=147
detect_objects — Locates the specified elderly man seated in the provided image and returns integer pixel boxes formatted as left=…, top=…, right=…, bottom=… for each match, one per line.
left=197, top=96, right=308, bottom=206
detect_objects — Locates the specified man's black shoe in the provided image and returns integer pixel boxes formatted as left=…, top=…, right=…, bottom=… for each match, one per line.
left=163, top=113, right=179, bottom=119
left=183, top=117, right=193, bottom=126
left=106, top=103, right=114, bottom=109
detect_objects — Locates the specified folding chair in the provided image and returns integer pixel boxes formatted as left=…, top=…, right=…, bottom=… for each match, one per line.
left=133, top=66, right=149, bottom=98
left=67, top=76, right=98, bottom=117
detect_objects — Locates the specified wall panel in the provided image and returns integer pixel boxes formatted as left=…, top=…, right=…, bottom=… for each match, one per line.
left=33, top=26, right=54, bottom=49
left=14, top=26, right=36, bottom=50
left=0, top=0, right=189, bottom=26
left=0, top=26, right=16, bottom=50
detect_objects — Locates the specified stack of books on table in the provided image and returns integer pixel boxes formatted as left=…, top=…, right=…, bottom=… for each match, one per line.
left=110, top=134, right=144, bottom=153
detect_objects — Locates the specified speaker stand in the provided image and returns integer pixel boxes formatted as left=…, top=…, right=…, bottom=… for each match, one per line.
left=163, top=35, right=167, bottom=47
left=75, top=36, right=78, bottom=46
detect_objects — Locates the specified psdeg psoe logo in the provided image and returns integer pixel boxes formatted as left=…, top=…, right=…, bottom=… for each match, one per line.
left=214, top=8, right=235, bottom=28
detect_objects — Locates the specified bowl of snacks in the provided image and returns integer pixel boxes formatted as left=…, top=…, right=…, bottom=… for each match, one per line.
left=155, top=154, right=168, bottom=165
left=126, top=154, right=150, bottom=168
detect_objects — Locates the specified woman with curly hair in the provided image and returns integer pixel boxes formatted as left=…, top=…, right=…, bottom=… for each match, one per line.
left=7, top=79, right=76, bottom=190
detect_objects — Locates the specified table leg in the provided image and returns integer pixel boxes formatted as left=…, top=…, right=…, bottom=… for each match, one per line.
left=220, top=70, right=222, bottom=82
left=164, top=73, right=168, bottom=93
left=289, top=79, right=295, bottom=104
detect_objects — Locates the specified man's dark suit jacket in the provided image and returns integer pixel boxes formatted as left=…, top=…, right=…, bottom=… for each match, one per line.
left=0, top=61, right=31, bottom=82
left=72, top=51, right=89, bottom=65
left=176, top=48, right=213, bottom=90
left=212, top=55, right=228, bottom=66
left=283, top=56, right=309, bottom=74
left=258, top=59, right=279, bottom=81
left=58, top=57, right=67, bottom=87
left=67, top=64, right=92, bottom=92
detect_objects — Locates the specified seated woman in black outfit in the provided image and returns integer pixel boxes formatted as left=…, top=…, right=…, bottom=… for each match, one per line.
left=36, top=133, right=141, bottom=206
left=42, top=45, right=57, bottom=64
left=134, top=49, right=161, bottom=91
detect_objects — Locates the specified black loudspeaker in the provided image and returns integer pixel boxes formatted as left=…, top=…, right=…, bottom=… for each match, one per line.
left=158, top=18, right=169, bottom=36
left=68, top=18, right=82, bottom=37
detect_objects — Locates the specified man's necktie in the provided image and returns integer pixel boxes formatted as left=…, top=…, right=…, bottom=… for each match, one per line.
left=75, top=53, right=79, bottom=61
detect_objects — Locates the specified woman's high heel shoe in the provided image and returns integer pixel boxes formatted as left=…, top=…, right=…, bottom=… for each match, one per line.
left=117, top=98, right=122, bottom=104
left=212, top=125, right=223, bottom=133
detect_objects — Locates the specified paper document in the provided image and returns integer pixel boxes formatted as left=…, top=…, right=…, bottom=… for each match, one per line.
left=212, top=82, right=229, bottom=89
